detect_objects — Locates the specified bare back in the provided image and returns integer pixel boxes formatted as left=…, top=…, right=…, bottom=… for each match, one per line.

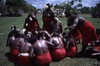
left=9, top=37, right=24, bottom=50
left=65, top=35, right=77, bottom=50
left=32, top=39, right=49, bottom=55
left=50, top=37, right=64, bottom=49
left=19, top=42, right=32, bottom=53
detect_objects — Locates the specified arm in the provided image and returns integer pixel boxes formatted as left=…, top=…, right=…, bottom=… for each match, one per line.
left=42, top=11, right=45, bottom=23
left=59, top=22, right=63, bottom=33
left=35, top=18, right=40, bottom=28
left=29, top=45, right=34, bottom=58
left=6, top=33, right=11, bottom=46
left=50, top=9, right=55, bottom=20
left=46, top=41, right=54, bottom=47
left=23, top=18, right=28, bottom=29
left=44, top=31, right=51, bottom=41
left=68, top=18, right=79, bottom=34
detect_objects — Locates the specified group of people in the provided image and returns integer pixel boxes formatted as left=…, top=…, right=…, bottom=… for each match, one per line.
left=6, top=3, right=100, bottom=66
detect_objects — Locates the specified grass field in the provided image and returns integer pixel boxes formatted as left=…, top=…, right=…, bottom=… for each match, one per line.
left=0, top=14, right=100, bottom=66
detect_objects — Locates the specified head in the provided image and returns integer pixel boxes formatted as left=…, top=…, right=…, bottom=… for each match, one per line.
left=54, top=17, right=59, bottom=21
left=67, top=15, right=78, bottom=26
left=37, top=28, right=44, bottom=38
left=51, top=29, right=59, bottom=37
left=27, top=13, right=36, bottom=22
left=10, top=25, right=20, bottom=36
left=43, top=3, right=51, bottom=11
left=64, top=9, right=72, bottom=18
left=11, top=25, right=16, bottom=30
left=62, top=31, right=69, bottom=38
left=25, top=31, right=32, bottom=42
left=14, top=29, right=25, bottom=38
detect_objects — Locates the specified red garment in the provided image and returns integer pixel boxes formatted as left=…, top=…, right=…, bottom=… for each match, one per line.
left=43, top=17, right=52, bottom=33
left=35, top=52, right=52, bottom=66
left=50, top=48, right=66, bottom=60
left=10, top=49, right=19, bottom=63
left=79, top=21, right=98, bottom=44
left=17, top=54, right=32, bottom=66
left=27, top=21, right=38, bottom=32
left=66, top=46, right=77, bottom=57
left=71, top=30, right=82, bottom=41
left=94, top=46, right=100, bottom=51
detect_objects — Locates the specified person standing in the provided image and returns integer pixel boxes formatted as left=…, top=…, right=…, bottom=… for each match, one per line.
left=23, top=13, right=40, bottom=33
left=64, top=10, right=99, bottom=54
left=42, top=3, right=55, bottom=34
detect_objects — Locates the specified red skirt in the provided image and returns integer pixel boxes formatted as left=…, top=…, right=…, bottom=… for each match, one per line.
left=27, top=21, right=38, bottom=32
left=10, top=49, right=19, bottom=63
left=66, top=46, right=77, bottom=57
left=50, top=48, right=66, bottom=60
left=17, top=54, right=32, bottom=66
left=79, top=21, right=98, bottom=44
left=35, top=52, right=52, bottom=66
left=71, top=30, right=82, bottom=41
left=43, top=17, right=52, bottom=33
left=94, top=46, right=100, bottom=51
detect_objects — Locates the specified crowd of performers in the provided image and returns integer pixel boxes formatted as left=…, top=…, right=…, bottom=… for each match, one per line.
left=6, top=3, right=100, bottom=66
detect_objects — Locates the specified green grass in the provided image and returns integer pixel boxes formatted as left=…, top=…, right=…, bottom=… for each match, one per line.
left=0, top=14, right=100, bottom=66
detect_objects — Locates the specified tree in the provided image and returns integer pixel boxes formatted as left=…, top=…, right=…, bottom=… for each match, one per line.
left=80, top=7, right=90, bottom=14
left=91, top=1, right=100, bottom=18
left=5, top=0, right=38, bottom=16
left=0, top=0, right=7, bottom=16
left=6, top=0, right=27, bottom=16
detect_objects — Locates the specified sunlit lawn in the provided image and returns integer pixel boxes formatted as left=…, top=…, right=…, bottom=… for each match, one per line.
left=0, top=14, right=100, bottom=66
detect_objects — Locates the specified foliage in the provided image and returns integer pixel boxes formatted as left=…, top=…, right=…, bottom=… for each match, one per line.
left=80, top=7, right=91, bottom=14
left=91, top=1, right=100, bottom=13
left=0, top=0, right=37, bottom=17
left=22, top=3, right=37, bottom=13
left=5, top=0, right=27, bottom=15
left=0, top=0, right=7, bottom=16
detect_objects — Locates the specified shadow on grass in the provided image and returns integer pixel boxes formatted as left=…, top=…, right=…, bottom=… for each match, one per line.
left=75, top=50, right=100, bottom=61
left=5, top=52, right=13, bottom=63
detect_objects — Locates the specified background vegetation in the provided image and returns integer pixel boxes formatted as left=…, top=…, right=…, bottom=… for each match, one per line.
left=0, top=0, right=100, bottom=17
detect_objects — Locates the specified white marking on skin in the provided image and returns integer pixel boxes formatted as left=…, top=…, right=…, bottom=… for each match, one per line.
left=38, top=40, right=45, bottom=47
left=38, top=42, right=42, bottom=47
left=26, top=23, right=28, bottom=26
left=29, top=17, right=32, bottom=21
left=53, top=38, right=59, bottom=43
left=41, top=40, right=45, bottom=46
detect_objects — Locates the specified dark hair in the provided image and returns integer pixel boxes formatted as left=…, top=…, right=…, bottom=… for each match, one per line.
left=46, top=3, right=51, bottom=8
left=65, top=11, right=71, bottom=18
left=68, top=15, right=78, bottom=23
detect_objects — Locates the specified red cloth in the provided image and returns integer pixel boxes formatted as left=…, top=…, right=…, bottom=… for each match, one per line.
left=43, top=17, right=52, bottom=33
left=35, top=52, right=52, bottom=66
left=10, top=49, right=19, bottom=63
left=50, top=48, right=66, bottom=60
left=17, top=55, right=32, bottom=66
left=94, top=46, right=100, bottom=51
left=79, top=21, right=98, bottom=44
left=66, top=46, right=77, bottom=57
left=71, top=30, right=82, bottom=41
left=27, top=21, right=38, bottom=32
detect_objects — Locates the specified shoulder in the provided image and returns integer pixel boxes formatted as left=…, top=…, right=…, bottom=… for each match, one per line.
left=26, top=42, right=32, bottom=46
